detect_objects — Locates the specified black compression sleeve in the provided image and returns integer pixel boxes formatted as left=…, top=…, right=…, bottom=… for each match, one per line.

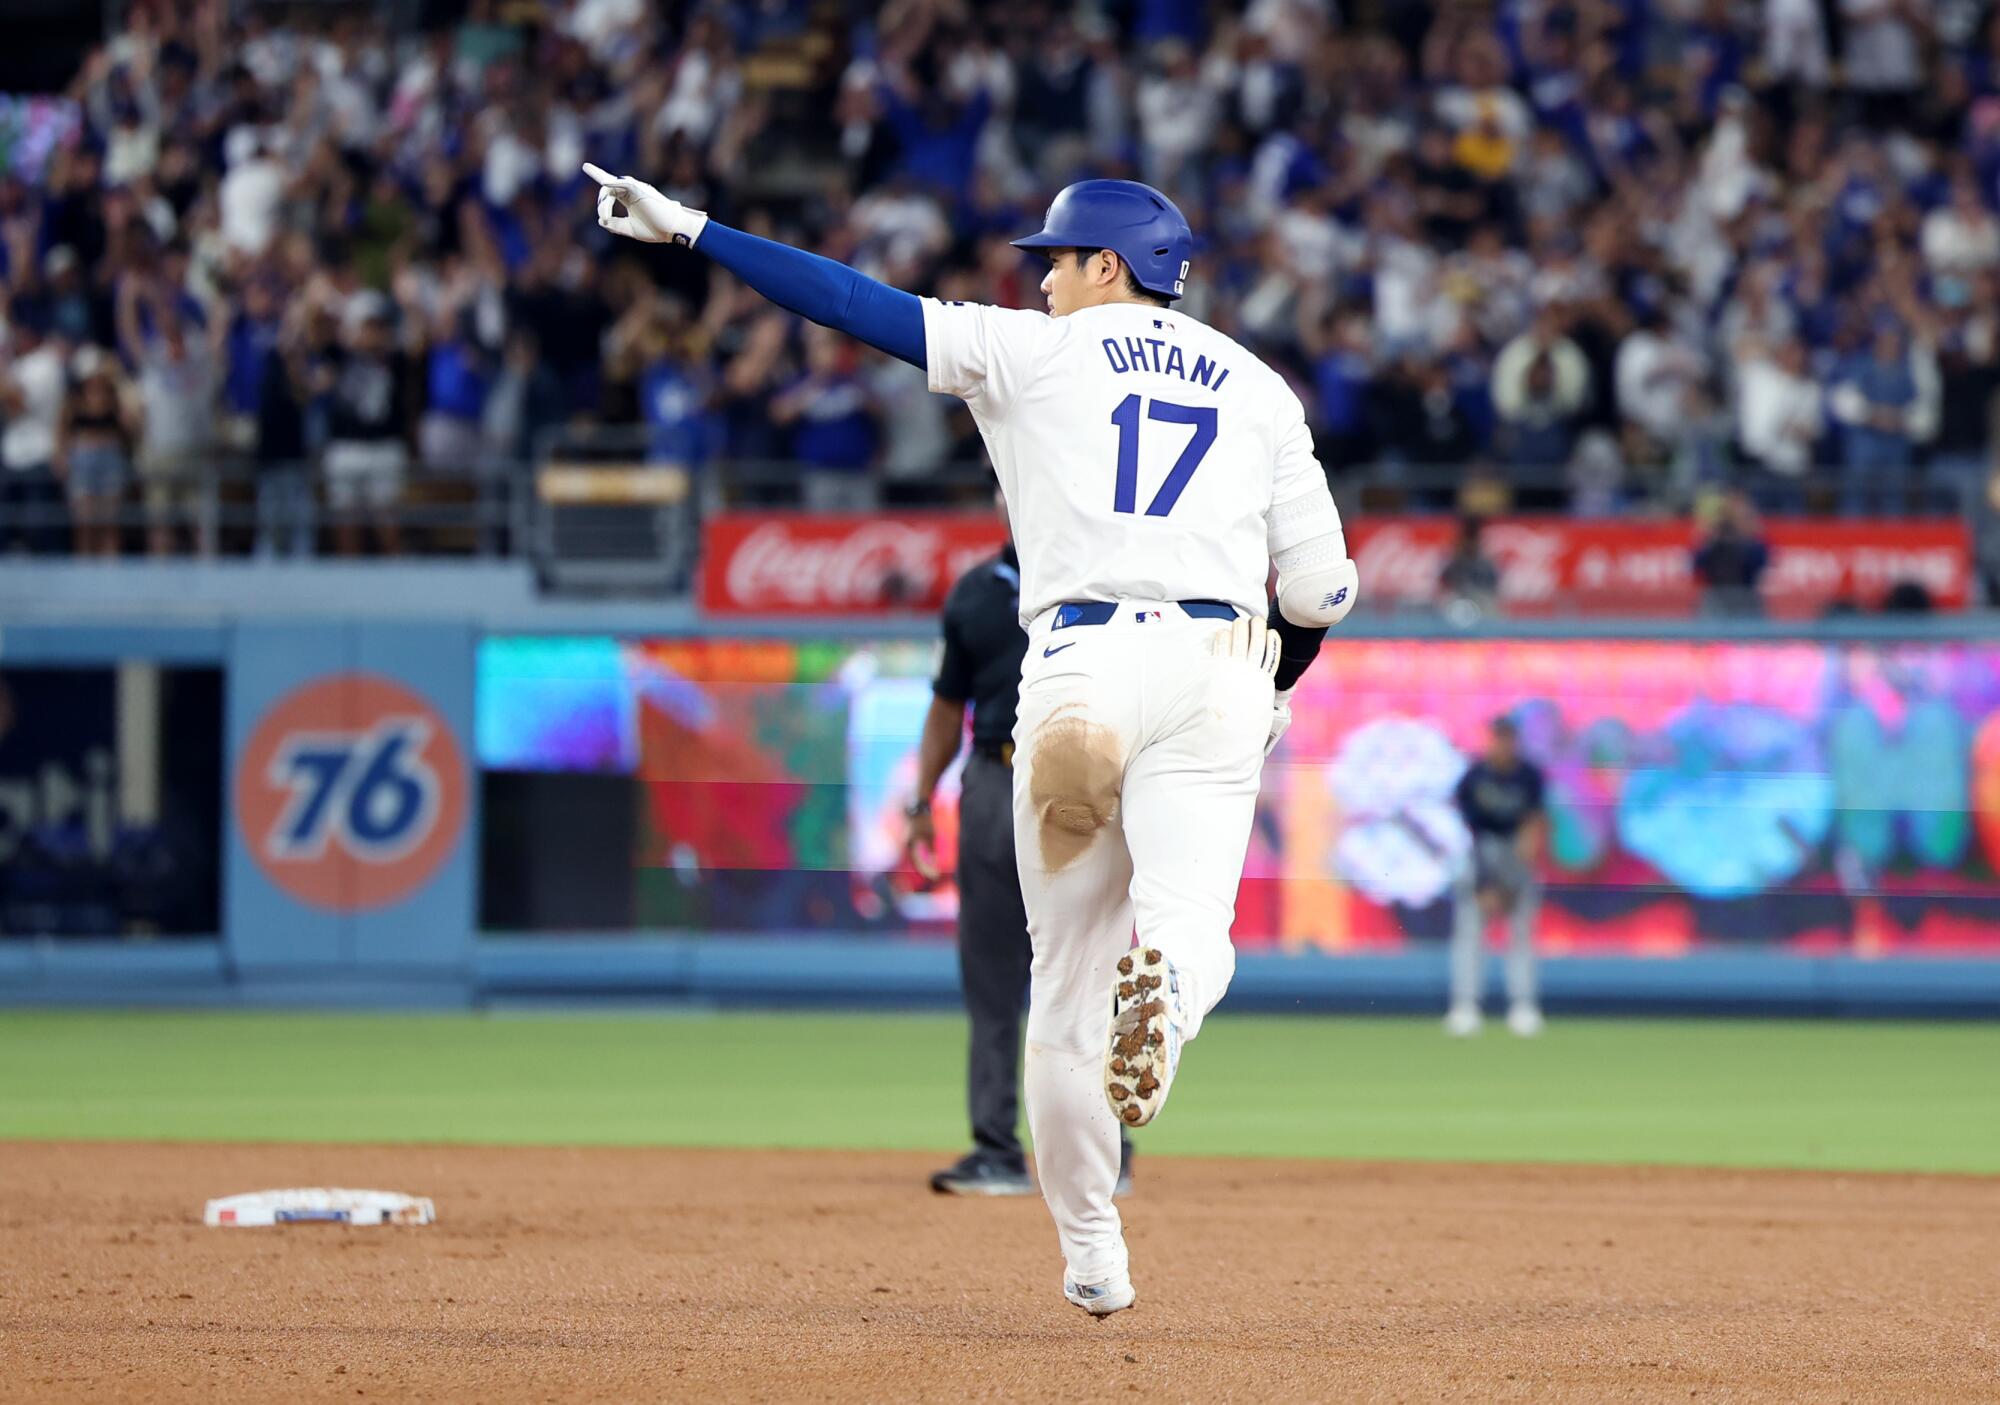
left=1269, top=603, right=1329, bottom=692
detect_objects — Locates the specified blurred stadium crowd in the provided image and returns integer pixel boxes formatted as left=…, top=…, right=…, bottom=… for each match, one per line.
left=0, top=0, right=1998, bottom=558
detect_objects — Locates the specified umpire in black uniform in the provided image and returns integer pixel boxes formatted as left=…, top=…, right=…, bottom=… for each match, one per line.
left=905, top=513, right=1133, bottom=1196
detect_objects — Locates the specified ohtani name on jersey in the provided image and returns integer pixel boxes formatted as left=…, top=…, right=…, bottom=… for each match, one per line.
left=1099, top=337, right=1230, bottom=391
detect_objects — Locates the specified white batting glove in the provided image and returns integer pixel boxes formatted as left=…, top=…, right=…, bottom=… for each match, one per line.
left=1212, top=613, right=1281, bottom=678
left=583, top=163, right=709, bottom=247
left=1265, top=687, right=1295, bottom=757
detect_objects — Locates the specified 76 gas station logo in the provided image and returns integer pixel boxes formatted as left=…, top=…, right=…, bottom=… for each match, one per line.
left=265, top=719, right=442, bottom=863
left=234, top=674, right=467, bottom=912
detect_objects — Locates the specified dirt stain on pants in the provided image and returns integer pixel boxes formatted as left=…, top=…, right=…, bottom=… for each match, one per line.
left=1026, top=713, right=1123, bottom=872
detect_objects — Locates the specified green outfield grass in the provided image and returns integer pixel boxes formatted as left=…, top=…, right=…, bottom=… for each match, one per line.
left=1, top=1011, right=1996, bottom=1173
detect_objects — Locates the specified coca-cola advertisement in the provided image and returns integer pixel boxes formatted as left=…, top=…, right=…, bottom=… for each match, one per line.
left=1350, top=517, right=1973, bottom=616
left=700, top=513, right=1009, bottom=615
left=700, top=511, right=1971, bottom=617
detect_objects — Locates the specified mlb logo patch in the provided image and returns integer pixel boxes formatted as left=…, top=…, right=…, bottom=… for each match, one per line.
left=1134, top=610, right=1162, bottom=623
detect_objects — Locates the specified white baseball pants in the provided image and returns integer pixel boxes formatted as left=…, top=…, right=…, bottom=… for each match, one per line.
left=1011, top=602, right=1272, bottom=1288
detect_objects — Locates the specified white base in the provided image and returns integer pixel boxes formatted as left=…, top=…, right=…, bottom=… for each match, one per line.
left=204, top=1188, right=436, bottom=1227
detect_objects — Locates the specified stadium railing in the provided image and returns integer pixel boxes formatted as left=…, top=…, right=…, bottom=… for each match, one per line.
left=0, top=447, right=1976, bottom=578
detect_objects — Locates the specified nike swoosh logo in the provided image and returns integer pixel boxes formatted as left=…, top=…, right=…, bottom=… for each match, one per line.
left=1043, top=641, right=1077, bottom=657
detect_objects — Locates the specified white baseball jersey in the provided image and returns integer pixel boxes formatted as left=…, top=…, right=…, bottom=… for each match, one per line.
left=922, top=299, right=1328, bottom=624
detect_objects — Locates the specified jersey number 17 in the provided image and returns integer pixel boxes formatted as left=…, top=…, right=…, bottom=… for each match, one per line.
left=1110, top=395, right=1217, bottom=518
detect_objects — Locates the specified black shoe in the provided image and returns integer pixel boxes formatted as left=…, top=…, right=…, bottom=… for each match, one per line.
left=929, top=1153, right=1035, bottom=1196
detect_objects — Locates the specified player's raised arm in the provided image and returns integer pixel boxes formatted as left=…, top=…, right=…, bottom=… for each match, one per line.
left=583, top=163, right=926, bottom=369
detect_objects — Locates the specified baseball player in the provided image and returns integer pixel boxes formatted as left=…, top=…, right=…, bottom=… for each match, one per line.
left=1446, top=716, right=1548, bottom=1037
left=586, top=165, right=1359, bottom=1316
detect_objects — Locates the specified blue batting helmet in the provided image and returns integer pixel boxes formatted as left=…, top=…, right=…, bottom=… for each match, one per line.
left=1010, top=179, right=1194, bottom=301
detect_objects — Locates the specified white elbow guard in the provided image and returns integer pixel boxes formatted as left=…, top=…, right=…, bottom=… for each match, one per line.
left=1278, top=556, right=1359, bottom=627
left=1272, top=499, right=1359, bottom=625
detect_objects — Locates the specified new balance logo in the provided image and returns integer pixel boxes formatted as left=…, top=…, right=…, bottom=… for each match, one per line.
left=1322, top=587, right=1349, bottom=608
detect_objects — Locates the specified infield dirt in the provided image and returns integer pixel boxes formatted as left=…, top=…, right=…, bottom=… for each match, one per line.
left=2, top=1142, right=1995, bottom=1403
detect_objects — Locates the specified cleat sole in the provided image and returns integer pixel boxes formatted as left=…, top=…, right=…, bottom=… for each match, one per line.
left=1104, top=947, right=1177, bottom=1128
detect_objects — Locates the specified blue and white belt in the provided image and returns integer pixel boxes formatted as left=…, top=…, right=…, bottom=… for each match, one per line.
left=1051, top=599, right=1239, bottom=629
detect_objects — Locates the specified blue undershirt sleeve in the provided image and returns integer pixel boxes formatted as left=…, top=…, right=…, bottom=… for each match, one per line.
left=697, top=222, right=927, bottom=370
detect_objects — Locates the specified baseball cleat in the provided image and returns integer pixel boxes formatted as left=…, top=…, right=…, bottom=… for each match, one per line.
left=1064, top=1274, right=1137, bottom=1317
left=1444, top=1004, right=1482, bottom=1038
left=928, top=1153, right=1036, bottom=1196
left=1105, top=947, right=1183, bottom=1127
left=1507, top=1003, right=1545, bottom=1038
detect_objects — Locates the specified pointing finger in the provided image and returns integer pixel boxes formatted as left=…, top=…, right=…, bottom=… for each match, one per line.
left=581, top=162, right=620, bottom=189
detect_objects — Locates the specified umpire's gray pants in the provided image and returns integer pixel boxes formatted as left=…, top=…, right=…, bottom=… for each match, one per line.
left=957, top=752, right=1033, bottom=1164
left=1448, top=833, right=1541, bottom=1011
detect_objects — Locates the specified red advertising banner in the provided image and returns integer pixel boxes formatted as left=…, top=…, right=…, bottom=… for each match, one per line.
left=701, top=511, right=1972, bottom=616
left=1349, top=517, right=1972, bottom=616
left=700, top=512, right=1009, bottom=614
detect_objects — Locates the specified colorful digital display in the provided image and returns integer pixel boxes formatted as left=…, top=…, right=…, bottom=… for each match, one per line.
left=476, top=635, right=2000, bottom=953
left=1271, top=641, right=2000, bottom=955
left=478, top=635, right=963, bottom=932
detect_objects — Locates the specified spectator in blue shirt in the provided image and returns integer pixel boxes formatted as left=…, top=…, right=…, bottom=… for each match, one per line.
left=877, top=65, right=992, bottom=201
left=1132, top=0, right=1206, bottom=47
left=1831, top=325, right=1923, bottom=515
left=417, top=310, right=492, bottom=470
left=640, top=355, right=718, bottom=469
left=1306, top=311, right=1378, bottom=474
left=1681, top=0, right=1745, bottom=118
left=772, top=328, right=878, bottom=513
left=42, top=246, right=105, bottom=347
left=222, top=278, right=284, bottom=445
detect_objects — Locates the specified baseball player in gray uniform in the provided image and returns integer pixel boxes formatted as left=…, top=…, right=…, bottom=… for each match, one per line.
left=1447, top=716, right=1548, bottom=1037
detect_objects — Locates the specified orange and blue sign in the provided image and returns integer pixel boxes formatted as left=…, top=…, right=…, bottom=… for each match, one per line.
left=234, top=673, right=468, bottom=912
